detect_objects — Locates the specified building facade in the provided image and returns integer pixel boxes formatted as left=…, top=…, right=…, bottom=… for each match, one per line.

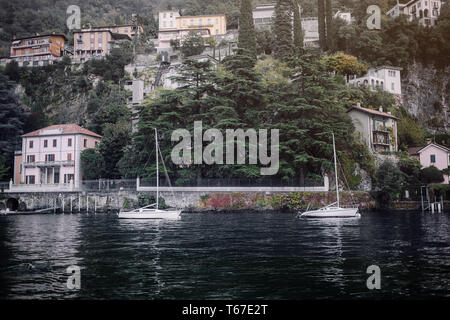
left=9, top=34, right=67, bottom=67
left=348, top=66, right=403, bottom=96
left=347, top=104, right=399, bottom=152
left=409, top=141, right=450, bottom=183
left=252, top=4, right=319, bottom=46
left=387, top=0, right=443, bottom=26
left=157, top=10, right=225, bottom=50
left=73, top=29, right=131, bottom=61
left=13, top=124, right=101, bottom=191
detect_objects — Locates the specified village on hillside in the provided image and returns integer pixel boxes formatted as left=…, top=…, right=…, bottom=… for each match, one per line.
left=0, top=0, right=449, bottom=213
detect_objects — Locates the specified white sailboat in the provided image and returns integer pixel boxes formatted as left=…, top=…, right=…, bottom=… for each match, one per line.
left=118, top=129, right=182, bottom=220
left=299, top=133, right=360, bottom=219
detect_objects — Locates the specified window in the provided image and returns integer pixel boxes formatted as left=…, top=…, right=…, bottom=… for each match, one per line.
left=27, top=155, right=35, bottom=163
left=29, top=140, right=33, bottom=149
left=26, top=175, right=35, bottom=184
left=67, top=153, right=72, bottom=161
left=45, top=154, right=55, bottom=162
left=163, top=13, right=167, bottom=18
left=207, top=18, right=211, bottom=25
left=216, top=29, right=219, bottom=34
left=64, top=174, right=74, bottom=184
left=199, top=19, right=202, bottom=26
left=430, top=154, right=436, bottom=163
left=33, top=61, right=39, bottom=66
left=53, top=139, right=57, bottom=147
left=190, top=19, right=194, bottom=26
left=391, top=83, right=395, bottom=91
left=163, top=21, right=167, bottom=27
left=68, top=138, right=72, bottom=147
left=84, top=139, right=88, bottom=147
left=44, top=140, right=48, bottom=148
left=216, top=18, right=219, bottom=24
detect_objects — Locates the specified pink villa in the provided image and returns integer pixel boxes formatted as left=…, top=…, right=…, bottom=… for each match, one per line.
left=408, top=140, right=450, bottom=184
left=11, top=124, right=101, bottom=191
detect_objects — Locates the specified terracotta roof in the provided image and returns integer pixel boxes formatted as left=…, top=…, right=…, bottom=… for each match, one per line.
left=12, top=34, right=68, bottom=41
left=408, top=143, right=450, bottom=155
left=408, top=147, right=422, bottom=155
left=22, top=124, right=102, bottom=138
left=347, top=106, right=399, bottom=120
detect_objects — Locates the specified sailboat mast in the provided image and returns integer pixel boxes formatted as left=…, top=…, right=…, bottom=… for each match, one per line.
left=155, top=128, right=159, bottom=210
left=332, top=133, right=339, bottom=207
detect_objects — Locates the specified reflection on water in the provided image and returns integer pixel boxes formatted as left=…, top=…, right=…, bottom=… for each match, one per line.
left=0, top=211, right=449, bottom=299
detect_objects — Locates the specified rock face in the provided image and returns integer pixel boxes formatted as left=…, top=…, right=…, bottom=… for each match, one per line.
left=402, top=62, right=450, bottom=131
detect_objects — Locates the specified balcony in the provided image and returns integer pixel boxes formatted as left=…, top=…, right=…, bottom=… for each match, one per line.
left=24, top=160, right=75, bottom=168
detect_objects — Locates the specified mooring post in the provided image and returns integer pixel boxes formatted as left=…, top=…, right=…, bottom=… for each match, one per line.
left=86, top=195, right=89, bottom=213
left=53, top=198, right=56, bottom=214
left=78, top=195, right=81, bottom=213
left=70, top=196, right=73, bottom=213
left=62, top=198, right=65, bottom=214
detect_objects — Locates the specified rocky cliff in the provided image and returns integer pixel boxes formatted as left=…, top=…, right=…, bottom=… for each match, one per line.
left=402, top=62, right=450, bottom=132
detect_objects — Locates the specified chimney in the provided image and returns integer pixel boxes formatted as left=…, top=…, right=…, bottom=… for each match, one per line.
left=379, top=106, right=383, bottom=112
left=427, top=138, right=432, bottom=145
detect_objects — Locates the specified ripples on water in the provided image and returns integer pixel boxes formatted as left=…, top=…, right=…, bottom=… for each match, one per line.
left=0, top=212, right=449, bottom=299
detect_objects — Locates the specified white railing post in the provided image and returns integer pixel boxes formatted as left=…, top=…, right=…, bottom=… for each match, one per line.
left=137, top=176, right=140, bottom=191
left=9, top=179, right=13, bottom=191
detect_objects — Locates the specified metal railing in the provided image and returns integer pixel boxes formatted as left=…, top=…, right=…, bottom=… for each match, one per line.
left=139, top=177, right=324, bottom=188
left=81, top=179, right=137, bottom=192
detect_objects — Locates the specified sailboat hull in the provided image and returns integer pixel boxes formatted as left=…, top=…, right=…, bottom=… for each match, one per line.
left=118, top=209, right=181, bottom=220
left=300, top=207, right=360, bottom=218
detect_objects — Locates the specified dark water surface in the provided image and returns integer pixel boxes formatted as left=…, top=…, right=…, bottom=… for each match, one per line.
left=0, top=211, right=449, bottom=299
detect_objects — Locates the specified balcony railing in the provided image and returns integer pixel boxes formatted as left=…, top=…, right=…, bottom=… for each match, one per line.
left=24, top=160, right=75, bottom=168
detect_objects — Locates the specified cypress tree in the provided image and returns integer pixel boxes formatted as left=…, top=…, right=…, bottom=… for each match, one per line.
left=292, top=0, right=304, bottom=54
left=274, top=0, right=294, bottom=61
left=318, top=0, right=327, bottom=50
left=325, top=0, right=333, bottom=51
left=238, top=0, right=257, bottom=60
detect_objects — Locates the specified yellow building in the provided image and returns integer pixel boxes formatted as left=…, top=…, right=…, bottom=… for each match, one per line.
left=176, top=14, right=227, bottom=36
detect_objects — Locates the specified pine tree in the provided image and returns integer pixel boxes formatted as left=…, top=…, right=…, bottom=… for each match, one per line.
left=292, top=0, right=304, bottom=54
left=0, top=74, right=27, bottom=180
left=238, top=0, right=257, bottom=60
left=318, top=0, right=327, bottom=50
left=325, top=0, right=333, bottom=51
left=274, top=0, right=294, bottom=61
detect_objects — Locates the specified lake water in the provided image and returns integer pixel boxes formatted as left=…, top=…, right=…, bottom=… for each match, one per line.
left=0, top=211, right=449, bottom=299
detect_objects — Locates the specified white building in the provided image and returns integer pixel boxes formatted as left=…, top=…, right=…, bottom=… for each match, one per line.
left=11, top=124, right=101, bottom=192
left=252, top=3, right=302, bottom=29
left=348, top=66, right=403, bottom=97
left=301, top=17, right=319, bottom=47
left=347, top=103, right=399, bottom=152
left=252, top=3, right=319, bottom=46
left=124, top=79, right=152, bottom=132
left=334, top=11, right=353, bottom=24
left=387, top=0, right=443, bottom=26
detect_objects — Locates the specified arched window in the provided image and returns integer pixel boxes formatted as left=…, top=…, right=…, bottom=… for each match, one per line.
left=424, top=9, right=429, bottom=17
left=364, top=80, right=368, bottom=86
left=419, top=10, right=423, bottom=18
left=371, top=79, right=375, bottom=88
